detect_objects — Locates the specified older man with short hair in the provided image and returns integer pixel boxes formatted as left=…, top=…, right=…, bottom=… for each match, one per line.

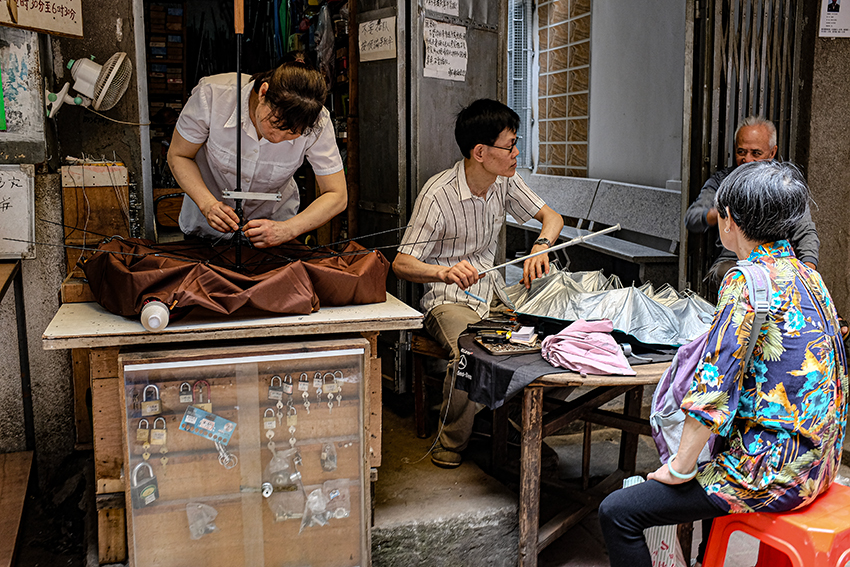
left=685, top=116, right=819, bottom=283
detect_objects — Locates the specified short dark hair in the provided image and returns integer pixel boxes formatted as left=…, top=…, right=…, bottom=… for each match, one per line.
left=715, top=161, right=809, bottom=243
left=251, top=62, right=328, bottom=134
left=454, top=99, right=520, bottom=158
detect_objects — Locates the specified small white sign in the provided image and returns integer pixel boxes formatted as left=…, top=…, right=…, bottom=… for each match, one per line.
left=359, top=16, right=396, bottom=62
left=424, top=0, right=459, bottom=17
left=0, top=164, right=36, bottom=259
left=819, top=0, right=850, bottom=37
left=0, top=0, right=83, bottom=38
left=423, top=18, right=467, bottom=82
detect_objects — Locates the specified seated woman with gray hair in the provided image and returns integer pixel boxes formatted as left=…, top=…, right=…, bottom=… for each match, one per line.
left=597, top=161, right=848, bottom=567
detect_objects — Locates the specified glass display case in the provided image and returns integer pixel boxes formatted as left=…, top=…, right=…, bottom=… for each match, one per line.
left=119, top=338, right=370, bottom=567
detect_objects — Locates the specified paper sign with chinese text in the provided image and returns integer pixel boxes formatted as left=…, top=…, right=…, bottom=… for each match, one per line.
left=359, top=16, right=396, bottom=62
left=0, top=164, right=35, bottom=259
left=1, top=0, right=83, bottom=38
left=423, top=18, right=467, bottom=82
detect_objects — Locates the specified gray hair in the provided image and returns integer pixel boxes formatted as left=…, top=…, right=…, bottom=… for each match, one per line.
left=715, top=161, right=809, bottom=243
left=735, top=116, right=777, bottom=149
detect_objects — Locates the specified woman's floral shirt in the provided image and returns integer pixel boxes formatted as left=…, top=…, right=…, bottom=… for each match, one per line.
left=681, top=240, right=848, bottom=513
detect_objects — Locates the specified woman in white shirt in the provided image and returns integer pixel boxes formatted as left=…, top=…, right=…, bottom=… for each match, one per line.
left=167, top=62, right=347, bottom=247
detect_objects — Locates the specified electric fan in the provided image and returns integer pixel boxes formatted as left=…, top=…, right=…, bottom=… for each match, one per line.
left=46, top=52, right=133, bottom=117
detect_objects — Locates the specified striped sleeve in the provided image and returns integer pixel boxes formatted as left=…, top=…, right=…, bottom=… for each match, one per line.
left=504, top=174, right=546, bottom=224
left=398, top=191, right=443, bottom=260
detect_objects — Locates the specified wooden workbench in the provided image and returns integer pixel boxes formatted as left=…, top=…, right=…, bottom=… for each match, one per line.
left=507, top=363, right=668, bottom=567
left=42, top=295, right=423, bottom=564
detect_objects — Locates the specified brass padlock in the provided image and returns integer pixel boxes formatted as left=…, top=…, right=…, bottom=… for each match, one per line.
left=150, top=417, right=167, bottom=445
left=136, top=418, right=150, bottom=443
left=263, top=408, right=277, bottom=429
left=141, top=385, right=162, bottom=416
left=268, top=375, right=283, bottom=401
left=193, top=380, right=212, bottom=413
left=179, top=382, right=193, bottom=403
left=131, top=462, right=159, bottom=509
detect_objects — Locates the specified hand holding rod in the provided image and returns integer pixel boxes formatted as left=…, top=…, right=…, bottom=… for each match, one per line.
left=477, top=223, right=622, bottom=277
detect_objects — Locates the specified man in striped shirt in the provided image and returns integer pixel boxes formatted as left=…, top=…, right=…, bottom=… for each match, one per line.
left=394, top=99, right=564, bottom=468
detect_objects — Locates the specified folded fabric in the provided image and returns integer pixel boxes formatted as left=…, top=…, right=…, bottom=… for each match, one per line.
left=541, top=319, right=636, bottom=376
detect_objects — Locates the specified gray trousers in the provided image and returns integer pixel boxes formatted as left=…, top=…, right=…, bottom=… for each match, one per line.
left=424, top=303, right=482, bottom=452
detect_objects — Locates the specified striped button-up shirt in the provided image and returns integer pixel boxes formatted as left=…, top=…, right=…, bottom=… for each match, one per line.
left=398, top=160, right=545, bottom=318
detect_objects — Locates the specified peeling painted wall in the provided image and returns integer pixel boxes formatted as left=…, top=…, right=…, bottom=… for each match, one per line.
left=0, top=25, right=46, bottom=163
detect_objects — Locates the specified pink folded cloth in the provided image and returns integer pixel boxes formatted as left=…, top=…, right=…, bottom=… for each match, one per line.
left=541, top=319, right=635, bottom=376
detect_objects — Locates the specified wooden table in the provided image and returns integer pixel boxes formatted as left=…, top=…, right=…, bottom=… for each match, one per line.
left=42, top=295, right=423, bottom=564
left=502, top=363, right=668, bottom=567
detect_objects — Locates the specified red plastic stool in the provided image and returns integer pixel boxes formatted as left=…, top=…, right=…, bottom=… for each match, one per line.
left=702, top=482, right=850, bottom=567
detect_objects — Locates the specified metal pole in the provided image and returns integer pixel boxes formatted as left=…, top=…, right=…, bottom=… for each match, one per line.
left=234, top=0, right=244, bottom=269
left=478, top=224, right=621, bottom=276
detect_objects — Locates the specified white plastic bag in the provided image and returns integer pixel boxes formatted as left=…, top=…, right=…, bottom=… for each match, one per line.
left=622, top=476, right=687, bottom=567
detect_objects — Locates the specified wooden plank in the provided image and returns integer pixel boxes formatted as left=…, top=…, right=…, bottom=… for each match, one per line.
left=370, top=357, right=382, bottom=467
left=61, top=275, right=95, bottom=304
left=90, top=348, right=120, bottom=379
left=0, top=451, right=33, bottom=567
left=72, top=348, right=93, bottom=446
left=519, top=387, right=543, bottom=567
left=97, top=508, right=126, bottom=564
left=411, top=333, right=449, bottom=358
left=43, top=296, right=424, bottom=351
left=532, top=362, right=667, bottom=388
left=92, top=377, right=124, bottom=491
left=0, top=261, right=20, bottom=302
left=360, top=330, right=379, bottom=357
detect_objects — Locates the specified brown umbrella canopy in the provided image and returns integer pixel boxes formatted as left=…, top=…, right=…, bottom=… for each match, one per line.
left=82, top=238, right=390, bottom=317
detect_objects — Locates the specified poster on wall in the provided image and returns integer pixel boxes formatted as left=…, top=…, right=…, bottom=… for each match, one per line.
left=0, top=0, right=83, bottom=38
left=0, top=164, right=36, bottom=259
left=423, top=0, right=459, bottom=17
left=359, top=16, right=396, bottom=62
left=819, top=0, right=850, bottom=37
left=423, top=18, right=467, bottom=82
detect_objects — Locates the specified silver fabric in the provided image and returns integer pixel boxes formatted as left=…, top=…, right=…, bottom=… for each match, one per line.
left=504, top=269, right=712, bottom=346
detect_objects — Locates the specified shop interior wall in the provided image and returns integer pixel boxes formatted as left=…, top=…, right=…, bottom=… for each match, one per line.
left=803, top=35, right=850, bottom=326
left=587, top=0, right=685, bottom=189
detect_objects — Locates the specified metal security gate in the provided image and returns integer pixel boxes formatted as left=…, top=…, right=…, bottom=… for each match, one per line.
left=685, top=0, right=804, bottom=297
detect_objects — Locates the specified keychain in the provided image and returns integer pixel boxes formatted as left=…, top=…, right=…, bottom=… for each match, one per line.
left=323, top=372, right=337, bottom=414
left=314, top=371, right=323, bottom=403
left=151, top=417, right=168, bottom=472
left=299, top=372, right=311, bottom=414
left=333, top=370, right=344, bottom=409
left=286, top=404, right=298, bottom=448
left=264, top=408, right=277, bottom=455
left=215, top=440, right=237, bottom=469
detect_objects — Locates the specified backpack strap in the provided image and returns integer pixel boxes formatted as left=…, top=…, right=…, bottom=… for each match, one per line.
left=727, top=260, right=771, bottom=364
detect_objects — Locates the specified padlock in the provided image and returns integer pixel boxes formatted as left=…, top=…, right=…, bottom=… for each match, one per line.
left=193, top=380, right=212, bottom=412
left=263, top=408, right=277, bottom=429
left=286, top=407, right=297, bottom=427
left=131, top=462, right=159, bottom=509
left=150, top=417, right=167, bottom=445
left=322, top=372, right=338, bottom=394
left=136, top=419, right=150, bottom=443
left=179, top=382, right=193, bottom=403
left=282, top=374, right=294, bottom=396
left=141, top=385, right=162, bottom=416
left=268, top=375, right=283, bottom=400
left=297, top=372, right=310, bottom=392
left=312, top=371, right=323, bottom=389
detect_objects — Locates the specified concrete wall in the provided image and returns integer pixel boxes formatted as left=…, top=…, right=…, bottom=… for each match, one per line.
left=587, top=0, right=685, bottom=188
left=804, top=36, right=850, bottom=322
left=0, top=174, right=73, bottom=481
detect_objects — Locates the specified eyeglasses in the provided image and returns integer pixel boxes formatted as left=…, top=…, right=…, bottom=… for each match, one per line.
left=484, top=141, right=517, bottom=152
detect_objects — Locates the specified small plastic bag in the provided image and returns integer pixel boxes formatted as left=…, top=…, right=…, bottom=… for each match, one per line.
left=324, top=478, right=351, bottom=519
left=299, top=488, right=330, bottom=533
left=320, top=441, right=338, bottom=472
left=186, top=502, right=218, bottom=540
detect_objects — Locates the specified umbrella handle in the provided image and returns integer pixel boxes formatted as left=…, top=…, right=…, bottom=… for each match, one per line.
left=234, top=0, right=244, bottom=34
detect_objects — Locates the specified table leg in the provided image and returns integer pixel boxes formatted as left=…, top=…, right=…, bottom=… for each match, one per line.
left=519, top=386, right=543, bottom=567
left=617, top=386, right=643, bottom=475
left=492, top=404, right=508, bottom=468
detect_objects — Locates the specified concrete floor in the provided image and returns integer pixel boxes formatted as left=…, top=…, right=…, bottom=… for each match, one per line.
left=375, top=389, right=823, bottom=567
